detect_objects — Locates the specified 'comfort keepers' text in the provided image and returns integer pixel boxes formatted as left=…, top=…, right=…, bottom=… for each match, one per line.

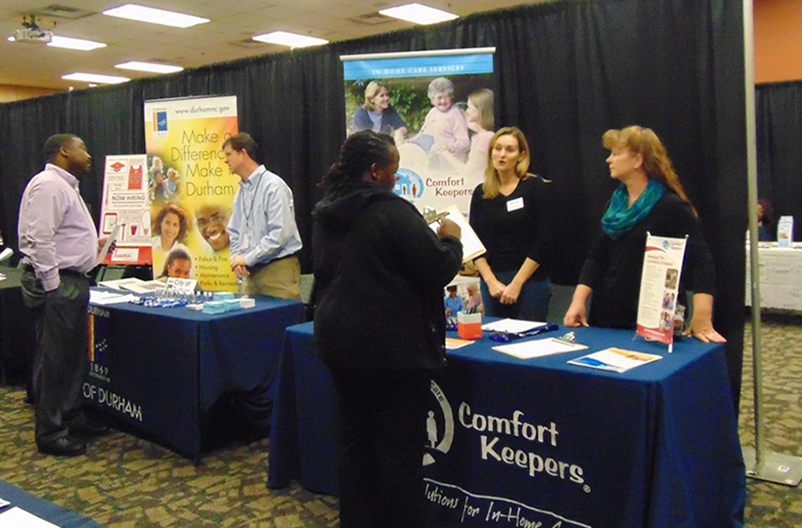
left=459, top=403, right=584, bottom=485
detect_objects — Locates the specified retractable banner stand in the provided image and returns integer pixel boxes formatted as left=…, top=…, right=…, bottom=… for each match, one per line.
left=341, top=48, right=496, bottom=214
left=636, top=233, right=688, bottom=347
left=98, top=154, right=150, bottom=265
left=143, top=96, right=239, bottom=291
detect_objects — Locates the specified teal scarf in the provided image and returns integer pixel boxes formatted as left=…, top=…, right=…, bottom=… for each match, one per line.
left=601, top=180, right=665, bottom=239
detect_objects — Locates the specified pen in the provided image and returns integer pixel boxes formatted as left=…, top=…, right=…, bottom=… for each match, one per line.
left=426, top=211, right=450, bottom=224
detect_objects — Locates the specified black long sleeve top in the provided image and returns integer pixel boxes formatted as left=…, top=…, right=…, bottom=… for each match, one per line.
left=579, top=192, right=716, bottom=329
left=468, top=175, right=552, bottom=281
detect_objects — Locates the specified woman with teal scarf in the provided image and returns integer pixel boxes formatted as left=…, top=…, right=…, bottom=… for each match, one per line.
left=563, top=126, right=725, bottom=343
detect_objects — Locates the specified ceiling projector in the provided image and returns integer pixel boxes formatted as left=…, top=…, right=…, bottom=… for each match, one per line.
left=12, top=26, right=53, bottom=43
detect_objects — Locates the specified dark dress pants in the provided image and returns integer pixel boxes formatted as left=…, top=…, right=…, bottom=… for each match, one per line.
left=21, top=269, right=90, bottom=445
left=329, top=365, right=431, bottom=528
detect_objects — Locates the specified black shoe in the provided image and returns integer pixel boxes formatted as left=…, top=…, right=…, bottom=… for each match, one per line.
left=70, top=420, right=111, bottom=438
left=37, top=436, right=87, bottom=457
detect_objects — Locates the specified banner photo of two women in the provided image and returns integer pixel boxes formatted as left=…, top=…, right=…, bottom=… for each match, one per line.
left=342, top=49, right=496, bottom=214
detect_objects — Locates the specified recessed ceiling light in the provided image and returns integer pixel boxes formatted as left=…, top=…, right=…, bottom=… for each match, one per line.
left=62, top=73, right=130, bottom=84
left=103, top=4, right=209, bottom=28
left=47, top=36, right=107, bottom=51
left=252, top=31, right=328, bottom=49
left=379, top=3, right=459, bottom=25
left=115, top=61, right=183, bottom=74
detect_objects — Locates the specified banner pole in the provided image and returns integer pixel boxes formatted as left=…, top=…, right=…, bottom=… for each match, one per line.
left=741, top=0, right=802, bottom=486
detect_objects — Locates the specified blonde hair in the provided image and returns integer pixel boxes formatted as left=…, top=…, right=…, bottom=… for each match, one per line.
left=482, top=127, right=530, bottom=199
left=602, top=125, right=696, bottom=216
left=363, top=81, right=387, bottom=111
left=468, top=89, right=494, bottom=131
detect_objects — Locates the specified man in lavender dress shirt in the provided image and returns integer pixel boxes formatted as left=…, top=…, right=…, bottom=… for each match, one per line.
left=18, top=134, right=109, bottom=456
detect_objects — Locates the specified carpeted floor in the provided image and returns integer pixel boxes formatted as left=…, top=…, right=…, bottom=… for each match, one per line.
left=1, top=313, right=801, bottom=527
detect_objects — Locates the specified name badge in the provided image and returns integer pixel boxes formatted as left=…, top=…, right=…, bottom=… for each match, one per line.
left=507, top=197, right=524, bottom=212
left=242, top=234, right=251, bottom=249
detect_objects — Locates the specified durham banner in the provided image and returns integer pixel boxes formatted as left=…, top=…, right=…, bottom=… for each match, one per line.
left=341, top=48, right=496, bottom=214
left=143, top=96, right=239, bottom=291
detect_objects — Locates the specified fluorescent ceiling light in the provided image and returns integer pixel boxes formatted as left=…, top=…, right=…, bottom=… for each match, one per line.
left=103, top=4, right=209, bottom=28
left=252, top=31, right=328, bottom=49
left=379, top=3, right=459, bottom=25
left=62, top=72, right=130, bottom=84
left=115, top=61, right=183, bottom=74
left=47, top=36, right=107, bottom=51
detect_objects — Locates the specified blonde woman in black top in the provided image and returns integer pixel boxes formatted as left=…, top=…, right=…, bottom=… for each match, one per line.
left=469, top=126, right=552, bottom=321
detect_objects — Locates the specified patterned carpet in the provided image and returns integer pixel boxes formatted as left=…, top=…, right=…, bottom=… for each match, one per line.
left=0, top=313, right=801, bottom=527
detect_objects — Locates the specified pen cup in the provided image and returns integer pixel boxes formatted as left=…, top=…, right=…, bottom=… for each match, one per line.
left=457, top=312, right=482, bottom=340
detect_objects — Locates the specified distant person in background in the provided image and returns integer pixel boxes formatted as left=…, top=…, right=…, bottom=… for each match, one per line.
left=469, top=127, right=553, bottom=322
left=434, top=88, right=495, bottom=184
left=353, top=81, right=409, bottom=146
left=757, top=198, right=775, bottom=241
left=160, top=248, right=192, bottom=279
left=411, top=77, right=470, bottom=162
left=18, top=134, right=111, bottom=457
left=443, top=285, right=464, bottom=316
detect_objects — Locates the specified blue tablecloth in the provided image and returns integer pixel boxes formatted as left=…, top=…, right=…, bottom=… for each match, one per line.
left=268, top=322, right=745, bottom=528
left=0, top=479, right=104, bottom=527
left=84, top=292, right=304, bottom=462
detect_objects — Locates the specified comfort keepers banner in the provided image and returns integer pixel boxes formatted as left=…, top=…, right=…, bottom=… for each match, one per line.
left=341, top=48, right=496, bottom=214
left=144, top=96, right=239, bottom=291
left=423, top=358, right=650, bottom=528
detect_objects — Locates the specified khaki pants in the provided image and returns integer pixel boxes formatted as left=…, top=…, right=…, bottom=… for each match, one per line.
left=248, top=256, right=301, bottom=300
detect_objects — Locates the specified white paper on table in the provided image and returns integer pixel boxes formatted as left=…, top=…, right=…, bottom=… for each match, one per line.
left=481, top=318, right=547, bottom=334
left=0, top=498, right=8, bottom=508
left=90, top=290, right=137, bottom=305
left=93, top=224, right=122, bottom=268
left=0, top=507, right=61, bottom=528
left=568, top=348, right=662, bottom=373
left=494, top=337, right=587, bottom=359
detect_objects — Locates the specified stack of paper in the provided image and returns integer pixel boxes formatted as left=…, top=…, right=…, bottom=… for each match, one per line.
left=481, top=318, right=547, bottom=334
left=494, top=337, right=587, bottom=359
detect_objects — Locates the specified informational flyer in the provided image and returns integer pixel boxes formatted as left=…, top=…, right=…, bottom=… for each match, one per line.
left=143, top=96, right=239, bottom=291
left=341, top=48, right=496, bottom=214
left=636, top=233, right=688, bottom=345
left=98, top=154, right=150, bottom=265
left=568, top=348, right=662, bottom=373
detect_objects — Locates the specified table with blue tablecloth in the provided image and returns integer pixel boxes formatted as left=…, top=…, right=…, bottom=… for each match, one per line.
left=268, top=321, right=745, bottom=528
left=84, top=292, right=304, bottom=462
left=0, top=479, right=104, bottom=527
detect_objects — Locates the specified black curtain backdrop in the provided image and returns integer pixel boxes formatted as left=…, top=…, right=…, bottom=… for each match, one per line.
left=0, top=0, right=747, bottom=409
left=756, top=80, right=802, bottom=240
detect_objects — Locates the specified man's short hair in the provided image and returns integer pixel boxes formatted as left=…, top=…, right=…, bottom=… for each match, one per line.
left=222, top=133, right=258, bottom=161
left=43, top=134, right=78, bottom=162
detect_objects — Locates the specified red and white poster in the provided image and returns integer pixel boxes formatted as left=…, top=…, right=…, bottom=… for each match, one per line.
left=636, top=233, right=688, bottom=347
left=98, top=154, right=151, bottom=265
